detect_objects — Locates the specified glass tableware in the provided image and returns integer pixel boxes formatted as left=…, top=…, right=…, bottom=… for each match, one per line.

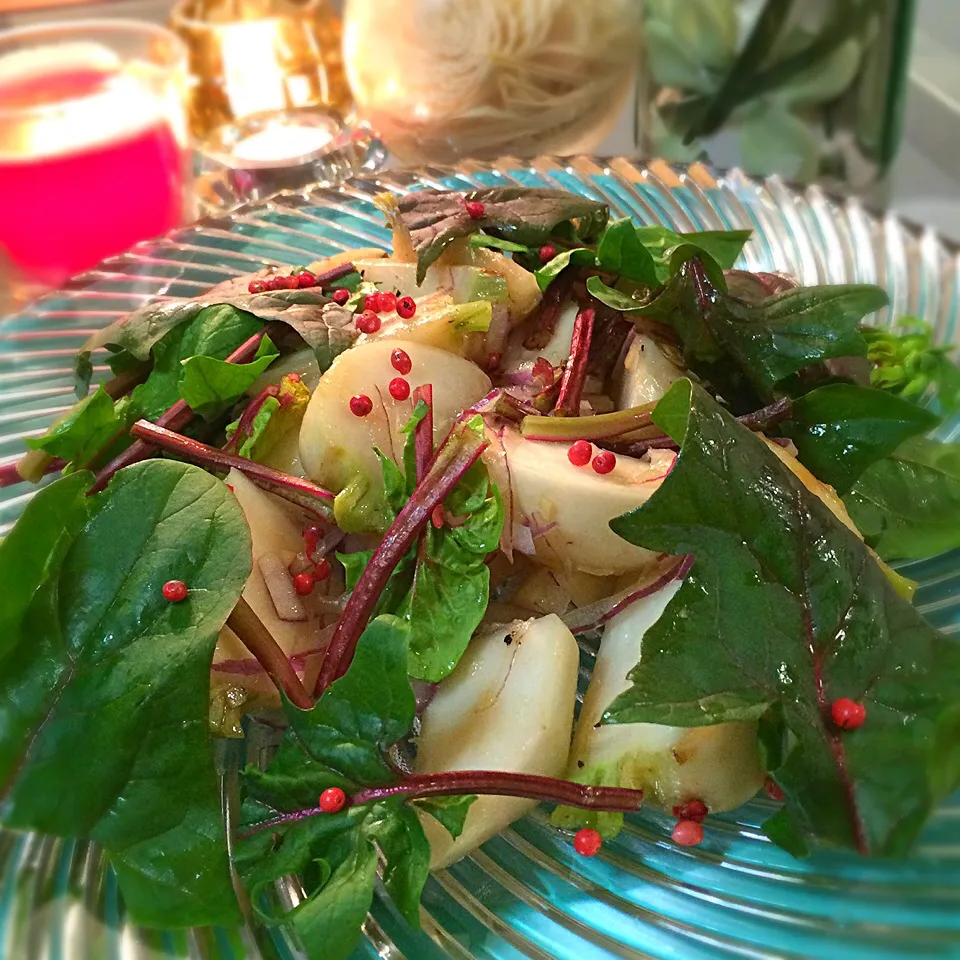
left=0, top=158, right=957, bottom=960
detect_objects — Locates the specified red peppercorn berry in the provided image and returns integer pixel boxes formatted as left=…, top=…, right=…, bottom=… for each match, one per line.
left=396, top=295, right=416, bottom=319
left=248, top=279, right=267, bottom=294
left=304, top=524, right=321, bottom=556
left=378, top=290, right=398, bottom=313
left=313, top=557, right=331, bottom=581
left=592, top=451, right=616, bottom=474
left=567, top=440, right=593, bottom=466
left=573, top=827, right=603, bottom=857
left=162, top=579, right=188, bottom=603
left=293, top=572, right=314, bottom=596
left=831, top=697, right=866, bottom=731
left=462, top=198, right=485, bottom=219
left=363, top=293, right=381, bottom=313
left=280, top=274, right=299, bottom=290
left=430, top=503, right=445, bottom=529
left=331, top=287, right=350, bottom=305
left=356, top=310, right=381, bottom=335
left=672, top=819, right=704, bottom=846
left=295, top=271, right=316, bottom=288
left=763, top=776, right=784, bottom=801
left=538, top=244, right=557, bottom=263
left=266, top=275, right=285, bottom=291
left=391, top=348, right=412, bottom=375
left=319, top=787, right=346, bottom=814
left=349, top=394, right=373, bottom=417
left=389, top=377, right=411, bottom=401
left=672, top=799, right=708, bottom=823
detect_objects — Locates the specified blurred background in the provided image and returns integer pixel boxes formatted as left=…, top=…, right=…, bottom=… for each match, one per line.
left=0, top=0, right=956, bottom=313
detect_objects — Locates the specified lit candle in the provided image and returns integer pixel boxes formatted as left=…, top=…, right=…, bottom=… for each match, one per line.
left=231, top=117, right=336, bottom=164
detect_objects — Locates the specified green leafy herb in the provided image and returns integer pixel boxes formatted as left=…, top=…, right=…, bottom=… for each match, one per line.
left=605, top=379, right=960, bottom=857
left=596, top=218, right=660, bottom=284
left=863, top=320, right=960, bottom=412
left=24, top=385, right=126, bottom=467
left=469, top=234, right=532, bottom=254
left=633, top=225, right=751, bottom=278
left=588, top=260, right=887, bottom=409
left=180, top=334, right=280, bottom=420
left=534, top=247, right=596, bottom=291
left=338, top=410, right=503, bottom=681
left=236, top=617, right=467, bottom=960
left=389, top=187, right=609, bottom=283
left=781, top=383, right=939, bottom=493
left=0, top=460, right=251, bottom=926
left=845, top=437, right=960, bottom=560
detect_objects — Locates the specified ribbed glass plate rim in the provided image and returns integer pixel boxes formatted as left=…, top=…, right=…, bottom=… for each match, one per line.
left=1, top=157, right=959, bottom=960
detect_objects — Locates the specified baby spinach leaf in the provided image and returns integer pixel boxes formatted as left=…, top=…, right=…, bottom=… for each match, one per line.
left=236, top=617, right=439, bottom=960
left=607, top=379, right=960, bottom=857
left=337, top=416, right=504, bottom=682
left=589, top=260, right=886, bottom=409
left=534, top=247, right=595, bottom=291
left=781, top=383, right=939, bottom=493
left=415, top=795, right=476, bottom=839
left=390, top=188, right=608, bottom=283
left=131, top=304, right=263, bottom=420
left=0, top=460, right=251, bottom=927
left=25, top=385, right=126, bottom=466
left=596, top=218, right=659, bottom=284
left=845, top=437, right=960, bottom=560
left=634, top=225, right=752, bottom=277
left=180, top=334, right=279, bottom=420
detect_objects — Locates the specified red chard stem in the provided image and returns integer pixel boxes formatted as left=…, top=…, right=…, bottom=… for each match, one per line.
left=412, top=384, right=434, bottom=482
left=312, top=261, right=357, bottom=288
left=314, top=421, right=489, bottom=696
left=128, top=420, right=335, bottom=520
left=554, top=308, right=594, bottom=417
left=90, top=331, right=267, bottom=492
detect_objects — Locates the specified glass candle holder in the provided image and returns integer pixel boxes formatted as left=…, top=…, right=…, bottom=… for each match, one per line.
left=0, top=20, right=191, bottom=292
left=170, top=0, right=350, bottom=144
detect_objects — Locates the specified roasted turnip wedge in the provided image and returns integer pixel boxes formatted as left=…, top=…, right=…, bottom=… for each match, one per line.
left=415, top=614, right=580, bottom=868
left=562, top=580, right=764, bottom=824
left=615, top=334, right=684, bottom=408
left=212, top=469, right=327, bottom=719
left=485, top=424, right=672, bottom=575
left=299, top=340, right=491, bottom=503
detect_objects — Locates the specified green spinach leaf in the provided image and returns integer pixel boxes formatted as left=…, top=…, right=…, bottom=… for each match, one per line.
left=0, top=461, right=251, bottom=927
left=845, top=437, right=960, bottom=560
left=180, top=334, right=279, bottom=420
left=24, top=385, right=126, bottom=467
left=236, top=617, right=457, bottom=960
left=781, top=383, right=939, bottom=493
left=588, top=261, right=886, bottom=409
left=606, top=379, right=960, bottom=857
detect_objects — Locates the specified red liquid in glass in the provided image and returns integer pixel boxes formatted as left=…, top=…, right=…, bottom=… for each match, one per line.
left=0, top=62, right=186, bottom=286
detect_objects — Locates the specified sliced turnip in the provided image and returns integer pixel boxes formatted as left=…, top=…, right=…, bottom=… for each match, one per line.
left=354, top=259, right=508, bottom=306
left=614, top=334, right=684, bottom=409
left=213, top=469, right=326, bottom=702
left=565, top=580, right=764, bottom=816
left=483, top=424, right=668, bottom=576
left=415, top=614, right=579, bottom=868
left=357, top=292, right=492, bottom=358
left=299, top=340, right=491, bottom=494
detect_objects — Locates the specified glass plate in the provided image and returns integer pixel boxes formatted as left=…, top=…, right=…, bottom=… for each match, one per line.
left=1, top=157, right=958, bottom=960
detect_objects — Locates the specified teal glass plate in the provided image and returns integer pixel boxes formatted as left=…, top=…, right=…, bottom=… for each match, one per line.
left=1, top=157, right=958, bottom=960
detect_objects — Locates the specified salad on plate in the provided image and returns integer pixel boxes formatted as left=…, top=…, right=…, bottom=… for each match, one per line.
left=2, top=187, right=960, bottom=958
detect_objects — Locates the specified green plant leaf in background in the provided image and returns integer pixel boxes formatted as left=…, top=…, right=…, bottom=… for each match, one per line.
left=0, top=461, right=251, bottom=927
